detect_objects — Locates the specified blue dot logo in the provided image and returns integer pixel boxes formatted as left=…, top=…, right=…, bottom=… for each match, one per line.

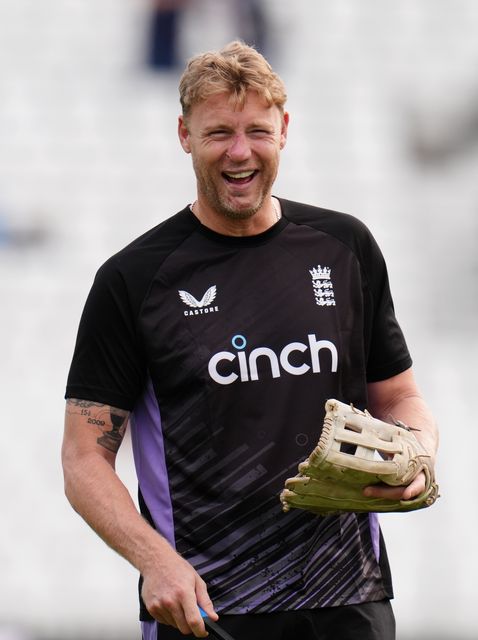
left=232, top=335, right=247, bottom=350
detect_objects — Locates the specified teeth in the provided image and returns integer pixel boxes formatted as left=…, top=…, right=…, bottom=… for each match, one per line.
left=224, top=170, right=255, bottom=179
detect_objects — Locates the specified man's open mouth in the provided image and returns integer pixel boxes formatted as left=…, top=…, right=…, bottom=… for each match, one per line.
left=222, top=170, right=258, bottom=185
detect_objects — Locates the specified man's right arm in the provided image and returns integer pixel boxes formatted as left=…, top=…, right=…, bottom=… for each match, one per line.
left=61, top=398, right=217, bottom=637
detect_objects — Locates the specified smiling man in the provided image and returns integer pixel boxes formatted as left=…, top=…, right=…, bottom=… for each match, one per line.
left=62, top=41, right=438, bottom=640
left=178, top=90, right=287, bottom=232
left=177, top=48, right=289, bottom=234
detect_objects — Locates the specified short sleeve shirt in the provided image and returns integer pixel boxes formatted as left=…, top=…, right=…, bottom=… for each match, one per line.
left=66, top=199, right=411, bottom=616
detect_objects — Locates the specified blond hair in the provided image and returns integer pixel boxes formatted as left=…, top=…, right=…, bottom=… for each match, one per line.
left=179, top=41, right=287, bottom=117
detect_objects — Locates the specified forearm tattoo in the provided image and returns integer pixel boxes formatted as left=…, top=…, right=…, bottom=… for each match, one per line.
left=66, top=399, right=129, bottom=453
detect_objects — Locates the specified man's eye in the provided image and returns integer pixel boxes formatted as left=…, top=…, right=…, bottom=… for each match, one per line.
left=209, top=130, right=229, bottom=138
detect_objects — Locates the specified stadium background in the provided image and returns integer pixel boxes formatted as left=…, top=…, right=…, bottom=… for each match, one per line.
left=0, top=1, right=477, bottom=638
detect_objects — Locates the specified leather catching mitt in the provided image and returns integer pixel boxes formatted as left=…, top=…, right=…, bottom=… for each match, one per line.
left=280, top=399, right=439, bottom=515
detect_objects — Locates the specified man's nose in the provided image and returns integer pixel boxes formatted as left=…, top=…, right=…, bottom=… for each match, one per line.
left=226, top=134, right=252, bottom=162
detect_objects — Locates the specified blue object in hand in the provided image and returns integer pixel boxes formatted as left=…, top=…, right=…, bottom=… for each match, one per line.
left=199, top=607, right=237, bottom=640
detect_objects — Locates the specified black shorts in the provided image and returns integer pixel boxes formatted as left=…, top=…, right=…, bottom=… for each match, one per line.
left=150, top=600, right=396, bottom=640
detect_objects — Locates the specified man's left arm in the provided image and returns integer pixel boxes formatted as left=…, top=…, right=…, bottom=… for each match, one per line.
left=365, top=367, right=439, bottom=501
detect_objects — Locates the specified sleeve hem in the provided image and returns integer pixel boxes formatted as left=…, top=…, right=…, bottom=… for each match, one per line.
left=366, top=355, right=413, bottom=384
left=64, top=385, right=136, bottom=412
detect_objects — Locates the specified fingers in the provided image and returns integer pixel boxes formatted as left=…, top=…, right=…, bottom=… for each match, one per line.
left=196, top=576, right=219, bottom=622
left=401, top=473, right=426, bottom=500
left=147, top=593, right=208, bottom=637
left=142, top=559, right=215, bottom=637
left=363, top=484, right=408, bottom=500
left=180, top=593, right=208, bottom=637
left=363, top=472, right=426, bottom=501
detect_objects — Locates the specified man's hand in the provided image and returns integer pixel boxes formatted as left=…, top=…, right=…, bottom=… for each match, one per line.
left=141, top=545, right=218, bottom=637
left=363, top=470, right=427, bottom=502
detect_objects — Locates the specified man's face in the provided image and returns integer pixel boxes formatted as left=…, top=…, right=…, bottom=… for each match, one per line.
left=178, top=91, right=288, bottom=221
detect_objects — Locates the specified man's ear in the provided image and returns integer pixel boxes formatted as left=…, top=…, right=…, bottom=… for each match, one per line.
left=178, top=116, right=191, bottom=153
left=280, top=111, right=290, bottom=150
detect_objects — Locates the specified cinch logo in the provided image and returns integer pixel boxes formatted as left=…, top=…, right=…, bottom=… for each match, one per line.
left=208, top=334, right=338, bottom=385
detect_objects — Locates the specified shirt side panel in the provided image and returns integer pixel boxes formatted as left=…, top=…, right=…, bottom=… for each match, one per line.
left=131, top=376, right=175, bottom=546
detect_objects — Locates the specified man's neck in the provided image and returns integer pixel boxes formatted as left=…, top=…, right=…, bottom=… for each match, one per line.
left=190, top=197, right=281, bottom=237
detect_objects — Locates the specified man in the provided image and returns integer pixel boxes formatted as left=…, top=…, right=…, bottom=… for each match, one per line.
left=62, top=41, right=438, bottom=640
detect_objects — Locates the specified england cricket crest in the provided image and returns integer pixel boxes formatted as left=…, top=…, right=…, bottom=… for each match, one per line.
left=309, top=265, right=336, bottom=307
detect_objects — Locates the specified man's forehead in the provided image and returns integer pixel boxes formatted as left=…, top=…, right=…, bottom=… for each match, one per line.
left=187, top=91, right=280, bottom=123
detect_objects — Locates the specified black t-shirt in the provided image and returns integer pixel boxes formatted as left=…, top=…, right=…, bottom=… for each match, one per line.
left=66, top=198, right=411, bottom=616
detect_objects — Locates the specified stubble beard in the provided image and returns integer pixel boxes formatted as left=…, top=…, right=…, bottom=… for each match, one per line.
left=205, top=189, right=263, bottom=221
left=195, top=162, right=276, bottom=221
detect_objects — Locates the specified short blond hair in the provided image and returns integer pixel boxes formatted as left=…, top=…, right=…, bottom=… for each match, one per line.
left=179, top=40, right=287, bottom=117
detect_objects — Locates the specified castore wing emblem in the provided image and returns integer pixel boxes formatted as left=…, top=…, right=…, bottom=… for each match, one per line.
left=178, top=285, right=217, bottom=308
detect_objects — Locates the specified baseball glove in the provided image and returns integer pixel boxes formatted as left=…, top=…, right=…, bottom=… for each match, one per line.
left=280, top=399, right=439, bottom=515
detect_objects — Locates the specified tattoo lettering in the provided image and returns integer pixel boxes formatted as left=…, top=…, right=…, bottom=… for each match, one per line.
left=87, top=418, right=106, bottom=426
left=67, top=399, right=105, bottom=409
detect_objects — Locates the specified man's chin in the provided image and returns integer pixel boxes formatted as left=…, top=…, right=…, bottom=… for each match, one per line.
left=219, top=195, right=264, bottom=220
left=222, top=206, right=259, bottom=220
